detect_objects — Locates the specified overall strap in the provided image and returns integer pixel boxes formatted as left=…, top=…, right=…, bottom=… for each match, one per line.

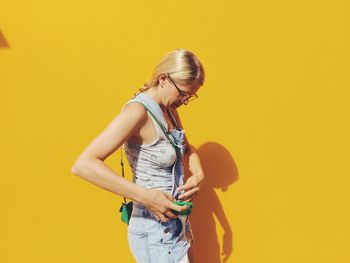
left=137, top=101, right=182, bottom=159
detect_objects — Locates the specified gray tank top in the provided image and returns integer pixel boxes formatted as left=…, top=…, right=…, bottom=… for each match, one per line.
left=120, top=92, right=178, bottom=193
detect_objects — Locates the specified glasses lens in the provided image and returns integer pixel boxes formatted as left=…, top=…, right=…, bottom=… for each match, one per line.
left=180, top=95, right=197, bottom=106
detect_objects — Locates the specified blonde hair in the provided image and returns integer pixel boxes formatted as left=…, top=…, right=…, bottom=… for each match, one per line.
left=139, top=48, right=205, bottom=92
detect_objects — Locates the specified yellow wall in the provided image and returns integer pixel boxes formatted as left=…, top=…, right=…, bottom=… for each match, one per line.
left=1, top=1, right=349, bottom=262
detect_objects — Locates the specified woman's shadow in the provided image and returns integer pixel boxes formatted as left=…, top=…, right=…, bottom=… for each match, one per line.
left=184, top=142, right=239, bottom=263
left=0, top=30, right=10, bottom=48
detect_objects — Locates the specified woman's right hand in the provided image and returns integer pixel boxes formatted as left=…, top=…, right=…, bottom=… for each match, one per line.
left=141, top=188, right=189, bottom=222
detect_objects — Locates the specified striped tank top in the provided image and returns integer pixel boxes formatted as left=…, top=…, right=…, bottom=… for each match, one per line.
left=121, top=92, right=179, bottom=194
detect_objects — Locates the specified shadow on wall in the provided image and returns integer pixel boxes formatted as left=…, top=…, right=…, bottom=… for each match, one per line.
left=184, top=142, right=238, bottom=263
left=0, top=30, right=10, bottom=48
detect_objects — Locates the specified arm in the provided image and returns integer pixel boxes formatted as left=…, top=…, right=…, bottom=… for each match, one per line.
left=184, top=146, right=205, bottom=181
left=71, top=102, right=149, bottom=203
left=71, top=102, right=189, bottom=221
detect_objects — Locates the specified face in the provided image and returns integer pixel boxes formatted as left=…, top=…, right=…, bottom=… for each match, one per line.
left=159, top=73, right=201, bottom=109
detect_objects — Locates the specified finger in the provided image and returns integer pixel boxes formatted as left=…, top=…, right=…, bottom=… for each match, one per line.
left=159, top=213, right=169, bottom=223
left=178, top=187, right=199, bottom=200
left=184, top=191, right=199, bottom=202
left=154, top=214, right=160, bottom=221
left=169, top=202, right=189, bottom=213
left=163, top=192, right=176, bottom=202
left=150, top=210, right=161, bottom=221
left=176, top=184, right=193, bottom=192
left=177, top=183, right=195, bottom=192
left=183, top=192, right=198, bottom=202
left=164, top=210, right=178, bottom=219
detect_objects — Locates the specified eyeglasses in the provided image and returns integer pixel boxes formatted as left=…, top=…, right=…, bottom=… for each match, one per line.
left=167, top=73, right=198, bottom=105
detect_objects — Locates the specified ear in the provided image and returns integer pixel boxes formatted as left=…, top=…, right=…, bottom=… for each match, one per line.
left=158, top=73, right=168, bottom=87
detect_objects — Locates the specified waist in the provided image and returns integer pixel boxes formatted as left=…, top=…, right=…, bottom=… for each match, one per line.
left=132, top=201, right=188, bottom=221
left=133, top=177, right=173, bottom=192
left=131, top=201, right=157, bottom=220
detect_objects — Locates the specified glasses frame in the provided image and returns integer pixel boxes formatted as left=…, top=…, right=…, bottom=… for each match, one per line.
left=166, top=73, right=198, bottom=105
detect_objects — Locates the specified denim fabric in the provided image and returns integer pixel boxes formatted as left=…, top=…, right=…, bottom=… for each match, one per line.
left=128, top=202, right=192, bottom=263
left=169, top=128, right=186, bottom=200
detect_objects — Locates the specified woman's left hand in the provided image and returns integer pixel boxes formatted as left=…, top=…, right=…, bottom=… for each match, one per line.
left=176, top=174, right=205, bottom=202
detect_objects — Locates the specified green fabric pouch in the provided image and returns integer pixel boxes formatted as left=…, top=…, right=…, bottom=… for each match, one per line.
left=119, top=201, right=133, bottom=225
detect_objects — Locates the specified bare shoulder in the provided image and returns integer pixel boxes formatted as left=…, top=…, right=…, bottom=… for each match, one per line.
left=122, top=101, right=147, bottom=118
left=118, top=101, right=149, bottom=137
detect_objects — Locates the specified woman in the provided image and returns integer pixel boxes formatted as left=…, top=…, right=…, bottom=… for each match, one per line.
left=71, top=48, right=206, bottom=263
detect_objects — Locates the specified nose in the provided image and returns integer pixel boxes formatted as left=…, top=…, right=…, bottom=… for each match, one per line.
left=181, top=97, right=190, bottom=105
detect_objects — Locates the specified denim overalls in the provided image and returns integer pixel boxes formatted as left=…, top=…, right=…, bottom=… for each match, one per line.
left=122, top=92, right=194, bottom=263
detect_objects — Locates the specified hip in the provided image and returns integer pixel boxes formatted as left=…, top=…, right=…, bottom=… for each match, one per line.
left=127, top=202, right=194, bottom=262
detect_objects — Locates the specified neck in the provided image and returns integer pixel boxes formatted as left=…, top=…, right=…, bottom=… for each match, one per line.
left=142, top=86, right=166, bottom=109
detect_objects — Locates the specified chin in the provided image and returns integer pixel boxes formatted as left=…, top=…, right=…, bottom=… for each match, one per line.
left=170, top=101, right=183, bottom=109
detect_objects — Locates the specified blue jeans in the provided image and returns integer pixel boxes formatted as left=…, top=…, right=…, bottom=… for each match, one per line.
left=127, top=201, right=193, bottom=263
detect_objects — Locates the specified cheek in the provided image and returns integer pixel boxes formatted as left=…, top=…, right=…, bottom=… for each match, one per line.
left=170, top=90, right=180, bottom=100
left=164, top=92, right=178, bottom=104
